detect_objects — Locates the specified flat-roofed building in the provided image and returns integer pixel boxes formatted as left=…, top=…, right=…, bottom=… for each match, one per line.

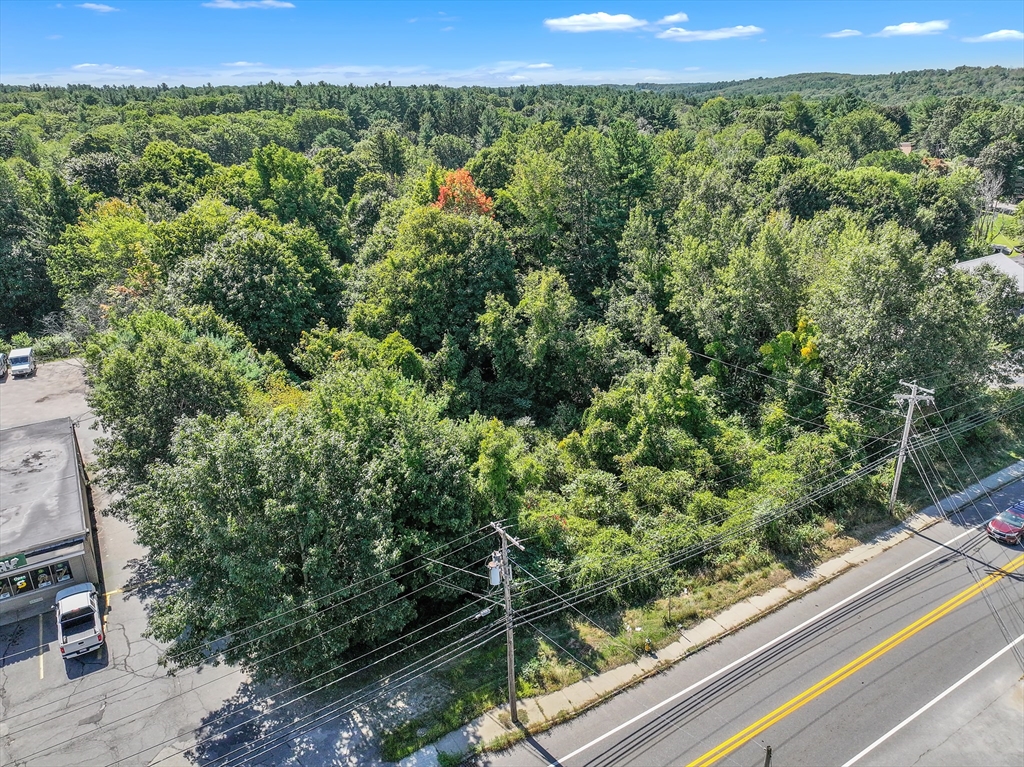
left=0, top=417, right=100, bottom=624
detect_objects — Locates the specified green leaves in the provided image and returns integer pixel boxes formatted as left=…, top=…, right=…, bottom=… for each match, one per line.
left=86, top=310, right=258, bottom=492
left=47, top=198, right=157, bottom=301
left=351, top=205, right=515, bottom=354
left=170, top=213, right=345, bottom=358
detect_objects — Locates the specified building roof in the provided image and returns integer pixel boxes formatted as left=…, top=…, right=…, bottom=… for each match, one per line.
left=953, top=253, right=1024, bottom=293
left=0, top=418, right=88, bottom=557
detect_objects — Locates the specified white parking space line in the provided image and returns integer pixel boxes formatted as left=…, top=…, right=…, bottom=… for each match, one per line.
left=841, top=633, right=1024, bottom=766
left=38, top=613, right=44, bottom=680
left=544, top=524, right=982, bottom=767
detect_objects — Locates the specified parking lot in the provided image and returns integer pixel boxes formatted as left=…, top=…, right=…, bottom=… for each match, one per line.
left=0, top=361, right=248, bottom=766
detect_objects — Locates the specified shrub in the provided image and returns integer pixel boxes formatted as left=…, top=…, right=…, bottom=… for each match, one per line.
left=34, top=333, right=77, bottom=361
left=10, top=331, right=32, bottom=348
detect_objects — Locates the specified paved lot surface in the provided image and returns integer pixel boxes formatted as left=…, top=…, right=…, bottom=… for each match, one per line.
left=479, top=481, right=1024, bottom=767
left=0, top=361, right=395, bottom=767
left=4, top=364, right=1022, bottom=767
left=0, top=361, right=458, bottom=767
left=0, top=361, right=249, bottom=767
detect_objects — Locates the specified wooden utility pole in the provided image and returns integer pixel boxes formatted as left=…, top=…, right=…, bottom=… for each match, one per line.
left=491, top=522, right=524, bottom=724
left=889, top=381, right=935, bottom=512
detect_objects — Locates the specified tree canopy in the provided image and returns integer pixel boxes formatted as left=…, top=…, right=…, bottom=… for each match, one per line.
left=5, top=74, right=1022, bottom=681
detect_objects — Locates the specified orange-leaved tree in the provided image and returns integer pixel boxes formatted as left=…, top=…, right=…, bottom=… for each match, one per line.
left=433, top=169, right=493, bottom=217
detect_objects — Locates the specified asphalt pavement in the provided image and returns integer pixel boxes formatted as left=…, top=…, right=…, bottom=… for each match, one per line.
left=479, top=481, right=1024, bottom=767
left=0, top=361, right=246, bottom=767
left=0, top=360, right=391, bottom=767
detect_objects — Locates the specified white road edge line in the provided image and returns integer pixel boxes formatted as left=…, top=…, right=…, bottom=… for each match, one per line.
left=544, top=524, right=982, bottom=767
left=841, top=632, right=1024, bottom=766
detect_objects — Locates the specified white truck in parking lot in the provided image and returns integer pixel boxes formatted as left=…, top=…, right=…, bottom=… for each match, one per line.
left=8, top=347, right=36, bottom=377
left=55, top=583, right=104, bottom=658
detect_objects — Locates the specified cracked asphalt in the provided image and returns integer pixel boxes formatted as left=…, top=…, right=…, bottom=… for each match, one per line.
left=0, top=360, right=246, bottom=767
left=0, top=360, right=391, bottom=767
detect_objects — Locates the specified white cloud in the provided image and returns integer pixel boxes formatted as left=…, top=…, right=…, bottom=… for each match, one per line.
left=77, top=3, right=118, bottom=11
left=873, top=20, right=948, bottom=37
left=824, top=29, right=862, bottom=38
left=657, top=25, right=763, bottom=42
left=544, top=12, right=647, bottom=33
left=963, top=29, right=1024, bottom=43
left=202, top=0, right=294, bottom=8
left=71, top=62, right=146, bottom=74
left=655, top=13, right=689, bottom=25
left=526, top=62, right=554, bottom=69
left=222, top=61, right=263, bottom=66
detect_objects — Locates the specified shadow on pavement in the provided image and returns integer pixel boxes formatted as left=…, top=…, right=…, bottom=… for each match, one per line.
left=64, top=642, right=111, bottom=678
left=185, top=677, right=369, bottom=766
left=0, top=613, right=57, bottom=669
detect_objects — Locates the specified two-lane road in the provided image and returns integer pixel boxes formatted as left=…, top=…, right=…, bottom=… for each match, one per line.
left=481, top=480, right=1024, bottom=767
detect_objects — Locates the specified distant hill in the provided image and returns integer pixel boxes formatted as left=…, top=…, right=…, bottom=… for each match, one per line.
left=633, top=66, right=1024, bottom=103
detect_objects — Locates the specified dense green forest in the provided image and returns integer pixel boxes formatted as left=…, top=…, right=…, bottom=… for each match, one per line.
left=2, top=74, right=1023, bottom=693
left=635, top=65, right=1024, bottom=102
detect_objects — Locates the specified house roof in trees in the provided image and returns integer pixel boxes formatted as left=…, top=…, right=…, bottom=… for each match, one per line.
left=953, top=253, right=1024, bottom=293
left=0, top=418, right=89, bottom=558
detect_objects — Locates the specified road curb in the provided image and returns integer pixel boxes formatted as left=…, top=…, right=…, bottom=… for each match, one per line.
left=395, top=459, right=1024, bottom=766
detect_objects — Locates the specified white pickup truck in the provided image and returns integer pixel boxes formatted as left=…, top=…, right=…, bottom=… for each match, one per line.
left=55, top=583, right=104, bottom=658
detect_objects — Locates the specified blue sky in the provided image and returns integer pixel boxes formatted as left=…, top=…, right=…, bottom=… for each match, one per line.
left=0, top=1, right=1021, bottom=87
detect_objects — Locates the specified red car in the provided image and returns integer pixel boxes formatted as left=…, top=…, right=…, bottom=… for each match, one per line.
left=986, top=501, right=1024, bottom=545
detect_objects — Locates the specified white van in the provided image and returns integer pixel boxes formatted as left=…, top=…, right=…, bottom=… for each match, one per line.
left=8, top=347, right=36, bottom=377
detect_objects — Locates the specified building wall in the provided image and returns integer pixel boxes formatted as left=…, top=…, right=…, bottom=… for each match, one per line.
left=0, top=548, right=94, bottom=622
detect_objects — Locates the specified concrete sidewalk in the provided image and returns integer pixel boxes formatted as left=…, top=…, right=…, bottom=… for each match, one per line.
left=396, top=460, right=1024, bottom=767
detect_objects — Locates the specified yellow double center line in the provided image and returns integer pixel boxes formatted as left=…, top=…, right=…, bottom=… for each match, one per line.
left=688, top=551, right=1024, bottom=767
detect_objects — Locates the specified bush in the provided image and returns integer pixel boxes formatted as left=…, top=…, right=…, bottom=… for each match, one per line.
left=33, top=333, right=77, bottom=361
left=10, top=331, right=32, bottom=348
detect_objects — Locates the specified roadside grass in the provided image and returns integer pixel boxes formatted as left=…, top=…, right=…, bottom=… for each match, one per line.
left=898, top=417, right=1024, bottom=512
left=379, top=411, right=1024, bottom=762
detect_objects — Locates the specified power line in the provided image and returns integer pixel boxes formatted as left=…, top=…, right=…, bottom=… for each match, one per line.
left=516, top=389, right=1019, bottom=614
left=209, top=626, right=508, bottom=767
left=98, top=611, right=504, bottom=767
left=8, top=530, right=497, bottom=729
left=520, top=617, right=600, bottom=677
left=511, top=556, right=641, bottom=663
left=509, top=462, right=884, bottom=619
left=29, top=382, right=1015, bottom=761
left=516, top=454, right=895, bottom=628
left=522, top=394, right=1019, bottom=633
left=686, top=347, right=892, bottom=415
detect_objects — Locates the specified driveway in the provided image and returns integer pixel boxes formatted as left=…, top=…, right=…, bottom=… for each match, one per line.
left=0, top=360, right=384, bottom=767
left=0, top=361, right=249, bottom=766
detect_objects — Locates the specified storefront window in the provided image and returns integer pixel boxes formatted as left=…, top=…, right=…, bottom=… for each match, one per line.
left=0, top=579, right=12, bottom=600
left=53, top=562, right=73, bottom=583
left=32, top=567, right=55, bottom=589
left=10, top=574, right=33, bottom=595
